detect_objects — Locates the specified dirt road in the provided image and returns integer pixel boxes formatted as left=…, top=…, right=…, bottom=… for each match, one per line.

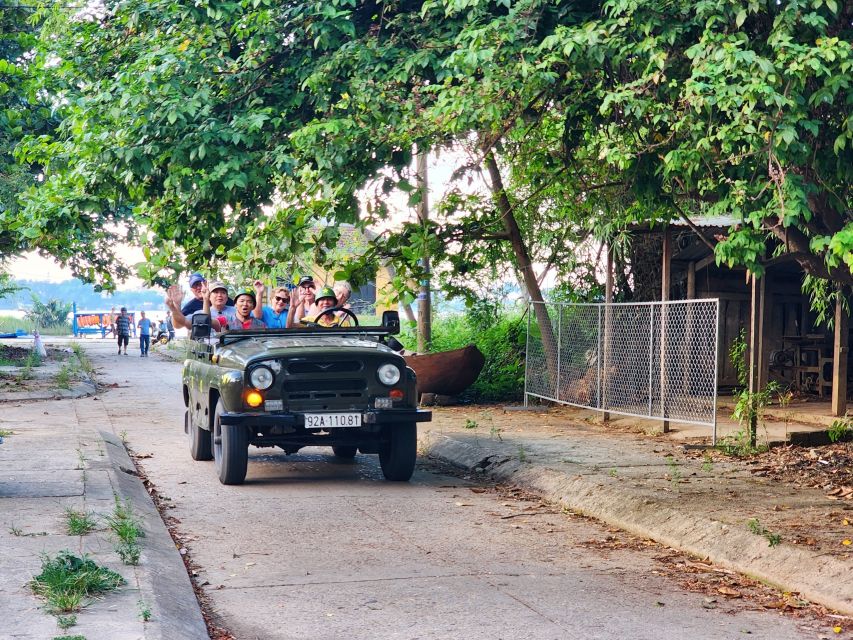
left=84, top=341, right=826, bottom=639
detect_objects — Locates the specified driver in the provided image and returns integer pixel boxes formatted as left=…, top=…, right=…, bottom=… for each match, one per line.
left=302, top=287, right=350, bottom=327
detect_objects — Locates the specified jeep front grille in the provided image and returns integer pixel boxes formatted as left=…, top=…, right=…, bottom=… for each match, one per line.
left=286, top=361, right=362, bottom=375
left=280, top=360, right=370, bottom=409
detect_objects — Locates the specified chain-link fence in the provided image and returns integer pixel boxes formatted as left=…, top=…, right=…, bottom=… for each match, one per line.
left=525, top=300, right=719, bottom=435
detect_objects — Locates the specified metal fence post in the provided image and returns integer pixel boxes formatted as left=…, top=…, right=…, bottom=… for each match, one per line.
left=524, top=302, right=531, bottom=408
left=648, top=305, right=654, bottom=417
left=556, top=303, right=562, bottom=402
left=597, top=305, right=602, bottom=409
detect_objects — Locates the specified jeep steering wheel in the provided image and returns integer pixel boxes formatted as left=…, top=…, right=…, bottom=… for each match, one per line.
left=309, top=307, right=359, bottom=327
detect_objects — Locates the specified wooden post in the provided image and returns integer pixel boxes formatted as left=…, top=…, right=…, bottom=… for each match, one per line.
left=603, top=245, right=613, bottom=423
left=687, top=261, right=696, bottom=299
left=832, top=288, right=849, bottom=417
left=748, top=273, right=765, bottom=446
left=660, top=227, right=671, bottom=432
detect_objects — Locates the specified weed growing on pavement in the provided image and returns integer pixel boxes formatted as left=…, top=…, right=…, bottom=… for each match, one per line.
left=30, top=551, right=124, bottom=613
left=0, top=428, right=13, bottom=437
left=69, top=344, right=94, bottom=376
left=717, top=428, right=769, bottom=457
left=52, top=635, right=86, bottom=640
left=75, top=448, right=86, bottom=471
left=16, top=349, right=42, bottom=381
left=518, top=444, right=527, bottom=463
left=9, top=524, right=23, bottom=536
left=609, top=468, right=618, bottom=477
left=464, top=419, right=479, bottom=429
left=701, top=451, right=714, bottom=473
left=137, top=599, right=152, bottom=622
left=63, top=508, right=98, bottom=536
left=747, top=518, right=781, bottom=547
left=119, top=430, right=128, bottom=445
left=665, top=455, right=682, bottom=487
left=55, top=364, right=72, bottom=389
left=489, top=425, right=503, bottom=441
left=106, top=496, right=144, bottom=565
left=56, top=614, right=77, bottom=630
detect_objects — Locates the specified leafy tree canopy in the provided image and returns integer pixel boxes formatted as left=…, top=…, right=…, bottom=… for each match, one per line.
left=16, top=0, right=853, bottom=303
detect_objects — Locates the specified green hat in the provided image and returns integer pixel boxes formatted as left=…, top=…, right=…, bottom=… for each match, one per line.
left=316, top=286, right=337, bottom=303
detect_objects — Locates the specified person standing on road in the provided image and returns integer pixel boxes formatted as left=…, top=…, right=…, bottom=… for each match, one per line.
left=165, top=311, right=175, bottom=340
left=137, top=310, right=153, bottom=357
left=111, top=306, right=131, bottom=355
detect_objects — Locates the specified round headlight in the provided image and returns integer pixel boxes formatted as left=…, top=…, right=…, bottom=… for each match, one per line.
left=377, top=363, right=401, bottom=386
left=249, top=366, right=274, bottom=390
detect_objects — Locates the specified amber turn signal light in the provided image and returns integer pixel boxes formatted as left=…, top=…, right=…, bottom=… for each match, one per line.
left=245, top=390, right=264, bottom=407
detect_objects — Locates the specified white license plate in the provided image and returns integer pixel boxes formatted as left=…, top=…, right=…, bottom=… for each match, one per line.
left=305, top=413, right=362, bottom=429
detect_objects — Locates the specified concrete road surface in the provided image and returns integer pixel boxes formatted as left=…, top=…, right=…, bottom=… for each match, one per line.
left=83, top=341, right=825, bottom=640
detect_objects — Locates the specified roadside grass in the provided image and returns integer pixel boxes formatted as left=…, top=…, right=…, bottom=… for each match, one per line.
left=0, top=316, right=68, bottom=336
left=52, top=635, right=86, bottom=640
left=30, top=551, right=124, bottom=613
left=105, top=497, right=144, bottom=565
left=63, top=508, right=98, bottom=536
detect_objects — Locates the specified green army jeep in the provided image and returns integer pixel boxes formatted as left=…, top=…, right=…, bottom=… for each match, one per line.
left=182, top=310, right=431, bottom=484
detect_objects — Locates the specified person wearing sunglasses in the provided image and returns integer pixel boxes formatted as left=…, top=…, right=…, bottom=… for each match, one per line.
left=252, top=280, right=290, bottom=328
left=286, top=275, right=318, bottom=328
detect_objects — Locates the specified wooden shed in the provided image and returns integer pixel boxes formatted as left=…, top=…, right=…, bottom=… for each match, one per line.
left=621, top=217, right=850, bottom=417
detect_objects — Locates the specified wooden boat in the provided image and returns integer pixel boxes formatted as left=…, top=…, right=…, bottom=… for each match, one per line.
left=405, top=345, right=485, bottom=396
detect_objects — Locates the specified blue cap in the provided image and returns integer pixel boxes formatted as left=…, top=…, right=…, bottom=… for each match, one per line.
left=188, top=273, right=205, bottom=287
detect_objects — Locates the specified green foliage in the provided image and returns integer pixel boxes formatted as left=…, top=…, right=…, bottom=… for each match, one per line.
left=106, top=497, right=144, bottom=566
left=56, top=614, right=77, bottom=630
left=63, top=508, right=97, bottom=536
left=400, top=309, right=526, bottom=402
left=727, top=328, right=780, bottom=450
left=30, top=551, right=124, bottom=612
left=828, top=416, right=852, bottom=443
left=25, top=295, right=71, bottom=328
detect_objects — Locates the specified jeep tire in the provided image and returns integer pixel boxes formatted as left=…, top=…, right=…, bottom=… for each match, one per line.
left=213, top=399, right=249, bottom=485
left=378, top=423, right=416, bottom=481
left=188, top=409, right=213, bottom=461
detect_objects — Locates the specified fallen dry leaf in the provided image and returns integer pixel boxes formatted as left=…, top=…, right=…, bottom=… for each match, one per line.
left=717, top=586, right=742, bottom=598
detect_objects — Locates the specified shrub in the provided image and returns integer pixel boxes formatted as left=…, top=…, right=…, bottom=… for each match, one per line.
left=400, top=310, right=527, bottom=402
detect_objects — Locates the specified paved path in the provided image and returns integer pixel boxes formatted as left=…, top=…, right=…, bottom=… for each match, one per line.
left=84, top=340, right=830, bottom=639
left=0, top=347, right=206, bottom=640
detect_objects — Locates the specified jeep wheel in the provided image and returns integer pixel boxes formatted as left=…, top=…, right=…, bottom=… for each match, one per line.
left=331, top=445, right=358, bottom=459
left=187, top=409, right=212, bottom=461
left=213, top=399, right=249, bottom=485
left=378, top=423, right=416, bottom=481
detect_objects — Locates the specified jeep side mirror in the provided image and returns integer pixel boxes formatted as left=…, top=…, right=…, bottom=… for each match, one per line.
left=190, top=313, right=211, bottom=341
left=381, top=310, right=400, bottom=335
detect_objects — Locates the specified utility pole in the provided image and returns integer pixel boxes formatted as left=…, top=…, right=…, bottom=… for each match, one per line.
left=416, top=148, right=431, bottom=353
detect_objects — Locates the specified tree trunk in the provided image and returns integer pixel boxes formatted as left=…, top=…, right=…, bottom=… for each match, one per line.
left=416, top=148, right=432, bottom=353
left=483, top=151, right=560, bottom=388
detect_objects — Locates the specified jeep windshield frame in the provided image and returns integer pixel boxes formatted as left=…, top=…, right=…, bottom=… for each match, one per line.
left=216, top=326, right=396, bottom=346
